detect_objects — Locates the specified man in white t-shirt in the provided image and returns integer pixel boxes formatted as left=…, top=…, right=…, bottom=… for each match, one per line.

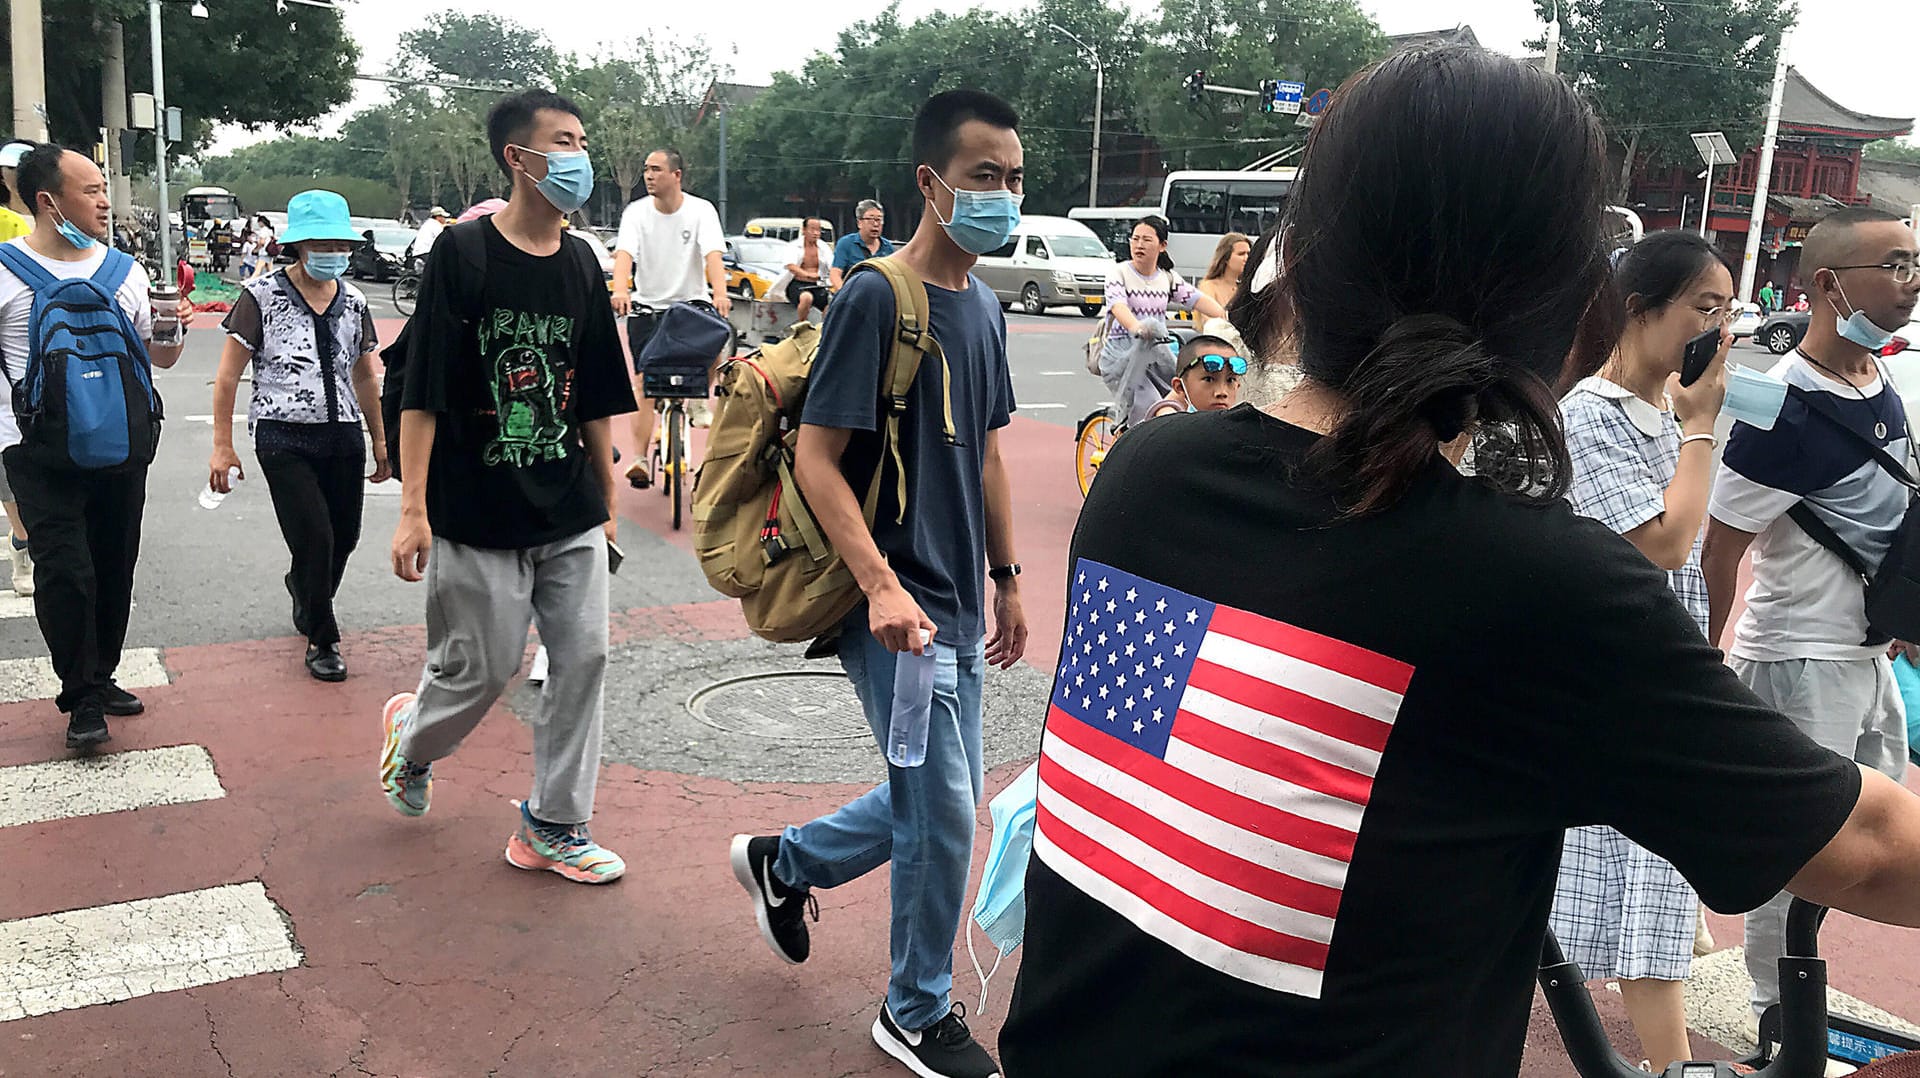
left=0, top=144, right=192, bottom=751
left=611, top=148, right=729, bottom=487
left=1703, top=207, right=1920, bottom=1029
left=408, top=205, right=452, bottom=268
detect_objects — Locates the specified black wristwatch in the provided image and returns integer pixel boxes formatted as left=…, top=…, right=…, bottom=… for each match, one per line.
left=989, top=563, right=1022, bottom=583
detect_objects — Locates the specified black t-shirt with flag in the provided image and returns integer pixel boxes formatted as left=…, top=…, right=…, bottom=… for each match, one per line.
left=999, top=404, right=1861, bottom=1078
left=400, top=218, right=634, bottom=550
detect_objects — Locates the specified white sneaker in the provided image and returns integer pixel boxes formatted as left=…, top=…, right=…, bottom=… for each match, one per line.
left=10, top=538, right=33, bottom=597
left=529, top=645, right=550, bottom=685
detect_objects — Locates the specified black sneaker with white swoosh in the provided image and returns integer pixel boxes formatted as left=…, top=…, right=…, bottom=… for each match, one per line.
left=872, top=1003, right=1001, bottom=1078
left=729, top=834, right=817, bottom=964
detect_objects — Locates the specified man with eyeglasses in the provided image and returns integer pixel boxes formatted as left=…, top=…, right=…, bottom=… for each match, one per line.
left=1703, top=206, right=1920, bottom=1035
left=829, top=198, right=896, bottom=292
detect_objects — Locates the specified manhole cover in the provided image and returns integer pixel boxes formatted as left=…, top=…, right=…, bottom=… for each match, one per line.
left=686, top=671, right=871, bottom=742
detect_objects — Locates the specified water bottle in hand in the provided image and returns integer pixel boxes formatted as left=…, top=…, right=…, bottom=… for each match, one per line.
left=199, top=466, right=241, bottom=510
left=887, top=629, right=936, bottom=768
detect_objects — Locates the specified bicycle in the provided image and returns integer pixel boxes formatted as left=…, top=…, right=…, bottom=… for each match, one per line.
left=1075, top=332, right=1180, bottom=497
left=1544, top=899, right=1920, bottom=1077
left=636, top=301, right=730, bottom=532
left=392, top=259, right=422, bottom=317
left=648, top=395, right=693, bottom=531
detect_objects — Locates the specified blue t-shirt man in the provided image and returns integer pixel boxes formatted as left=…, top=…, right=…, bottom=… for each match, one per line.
left=800, top=266, right=1014, bottom=640
left=831, top=232, right=897, bottom=281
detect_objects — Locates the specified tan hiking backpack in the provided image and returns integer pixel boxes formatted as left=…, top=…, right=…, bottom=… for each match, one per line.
left=691, top=257, right=955, bottom=644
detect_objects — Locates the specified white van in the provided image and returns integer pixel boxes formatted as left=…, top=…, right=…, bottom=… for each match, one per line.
left=973, top=215, right=1116, bottom=317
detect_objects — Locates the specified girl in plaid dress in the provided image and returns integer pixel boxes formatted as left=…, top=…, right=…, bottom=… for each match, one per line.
left=1550, top=230, right=1733, bottom=1070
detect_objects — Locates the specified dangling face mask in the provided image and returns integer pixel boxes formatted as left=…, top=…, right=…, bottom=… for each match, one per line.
left=44, top=198, right=96, bottom=251
left=1826, top=274, right=1898, bottom=352
left=927, top=169, right=1022, bottom=256
left=514, top=145, right=595, bottom=214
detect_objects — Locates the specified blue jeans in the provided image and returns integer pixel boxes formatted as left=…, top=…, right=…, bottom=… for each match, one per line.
left=774, top=609, right=987, bottom=1030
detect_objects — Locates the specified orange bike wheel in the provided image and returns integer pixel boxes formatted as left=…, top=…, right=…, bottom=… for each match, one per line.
left=1075, top=409, right=1117, bottom=497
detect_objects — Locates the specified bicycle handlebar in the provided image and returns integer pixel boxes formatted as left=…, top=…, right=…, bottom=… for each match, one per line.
left=1545, top=898, right=1833, bottom=1078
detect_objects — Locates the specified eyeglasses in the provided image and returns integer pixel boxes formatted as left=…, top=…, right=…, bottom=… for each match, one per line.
left=1183, top=354, right=1250, bottom=375
left=859, top=215, right=885, bottom=224
left=1694, top=305, right=1737, bottom=327
left=1831, top=262, right=1920, bottom=286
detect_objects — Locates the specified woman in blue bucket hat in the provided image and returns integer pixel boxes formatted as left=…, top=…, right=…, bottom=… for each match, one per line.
left=207, top=190, right=391, bottom=681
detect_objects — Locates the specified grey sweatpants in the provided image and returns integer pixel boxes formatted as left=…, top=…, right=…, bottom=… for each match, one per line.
left=398, top=528, right=610, bottom=825
left=1733, top=655, right=1908, bottom=1019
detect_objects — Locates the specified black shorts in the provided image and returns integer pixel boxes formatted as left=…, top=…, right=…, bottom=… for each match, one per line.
left=785, top=279, right=830, bottom=309
left=626, top=310, right=665, bottom=375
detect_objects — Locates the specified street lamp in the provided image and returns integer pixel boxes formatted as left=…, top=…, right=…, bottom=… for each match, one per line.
left=147, top=0, right=174, bottom=278
left=1048, top=23, right=1103, bottom=208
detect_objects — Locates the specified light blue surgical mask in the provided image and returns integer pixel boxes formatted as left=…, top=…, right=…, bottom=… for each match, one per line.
left=1723, top=363, right=1790, bottom=431
left=929, top=170, right=1022, bottom=256
left=516, top=146, right=595, bottom=214
left=49, top=205, right=96, bottom=251
left=967, top=762, right=1038, bottom=1013
left=304, top=251, right=350, bottom=281
left=1829, top=281, right=1899, bottom=352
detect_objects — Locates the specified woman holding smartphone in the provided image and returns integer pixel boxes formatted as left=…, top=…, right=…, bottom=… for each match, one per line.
left=1548, top=228, right=1732, bottom=1070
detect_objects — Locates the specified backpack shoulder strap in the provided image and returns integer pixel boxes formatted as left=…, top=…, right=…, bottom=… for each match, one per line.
left=1787, top=501, right=1874, bottom=579
left=446, top=221, right=490, bottom=322
left=0, top=243, right=55, bottom=290
left=847, top=256, right=958, bottom=526
left=91, top=249, right=134, bottom=294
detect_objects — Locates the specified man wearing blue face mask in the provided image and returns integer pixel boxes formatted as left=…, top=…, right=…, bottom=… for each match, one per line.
left=381, top=90, right=636, bottom=884
left=1703, top=206, right=1920, bottom=1034
left=728, top=89, right=1027, bottom=1078
left=0, top=143, right=192, bottom=750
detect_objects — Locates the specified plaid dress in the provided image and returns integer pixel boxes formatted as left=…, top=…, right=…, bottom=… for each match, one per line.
left=1548, top=377, right=1704, bottom=982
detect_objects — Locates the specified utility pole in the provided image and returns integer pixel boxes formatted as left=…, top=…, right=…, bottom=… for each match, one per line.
left=103, top=20, right=133, bottom=225
left=1739, top=30, right=1791, bottom=305
left=716, top=103, right=729, bottom=232
left=1543, top=0, right=1561, bottom=75
left=1049, top=24, right=1103, bottom=208
left=10, top=0, right=49, bottom=142
left=148, top=0, right=174, bottom=275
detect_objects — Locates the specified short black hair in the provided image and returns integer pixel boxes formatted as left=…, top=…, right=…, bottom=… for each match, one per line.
left=14, top=143, right=71, bottom=214
left=486, top=90, right=584, bottom=176
left=1804, top=206, right=1908, bottom=276
left=650, top=148, right=685, bottom=173
left=912, top=90, right=1019, bottom=172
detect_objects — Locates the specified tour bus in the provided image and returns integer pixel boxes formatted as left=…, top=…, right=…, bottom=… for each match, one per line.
left=1159, top=169, right=1296, bottom=281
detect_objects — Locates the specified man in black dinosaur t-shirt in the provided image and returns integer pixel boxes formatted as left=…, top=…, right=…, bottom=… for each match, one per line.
left=997, top=406, right=1917, bottom=1078
left=379, top=90, right=636, bottom=884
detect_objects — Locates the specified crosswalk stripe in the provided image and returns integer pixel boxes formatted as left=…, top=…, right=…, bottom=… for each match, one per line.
left=0, top=745, right=225, bottom=829
left=0, top=648, right=167, bottom=705
left=0, top=882, right=301, bottom=1021
left=0, top=594, right=34, bottom=619
left=1683, top=944, right=1920, bottom=1058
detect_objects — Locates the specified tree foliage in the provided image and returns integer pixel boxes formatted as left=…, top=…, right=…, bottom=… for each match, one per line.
left=1865, top=139, right=1920, bottom=165
left=1534, top=0, right=1795, bottom=198
left=395, top=13, right=557, bottom=88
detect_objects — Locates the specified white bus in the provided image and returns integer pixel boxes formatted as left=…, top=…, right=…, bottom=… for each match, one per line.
left=1066, top=205, right=1156, bottom=260
left=1159, top=169, right=1297, bottom=281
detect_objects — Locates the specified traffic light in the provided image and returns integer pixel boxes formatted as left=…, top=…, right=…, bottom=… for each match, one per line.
left=1259, top=79, right=1278, bottom=114
left=1185, top=70, right=1206, bottom=105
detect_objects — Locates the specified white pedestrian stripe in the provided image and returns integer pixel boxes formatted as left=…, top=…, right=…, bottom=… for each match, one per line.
left=1683, top=945, right=1920, bottom=1059
left=0, top=745, right=225, bottom=829
left=0, top=648, right=167, bottom=704
left=0, top=594, right=33, bottom=619
left=1020, top=402, right=1069, bottom=410
left=0, top=882, right=301, bottom=1021
left=1036, top=370, right=1079, bottom=377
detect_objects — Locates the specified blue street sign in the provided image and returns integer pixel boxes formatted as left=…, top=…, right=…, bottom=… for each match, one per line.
left=1275, top=80, right=1306, bottom=114
left=1306, top=88, right=1333, bottom=116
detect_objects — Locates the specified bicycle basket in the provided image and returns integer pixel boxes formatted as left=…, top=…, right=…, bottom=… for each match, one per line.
left=643, top=362, right=711, bottom=400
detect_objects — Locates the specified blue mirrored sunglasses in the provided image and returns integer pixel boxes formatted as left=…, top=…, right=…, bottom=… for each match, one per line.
left=1185, top=354, right=1249, bottom=375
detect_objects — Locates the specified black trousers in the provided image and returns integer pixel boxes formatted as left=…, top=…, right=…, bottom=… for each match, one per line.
left=258, top=448, right=364, bottom=648
left=2, top=449, right=147, bottom=714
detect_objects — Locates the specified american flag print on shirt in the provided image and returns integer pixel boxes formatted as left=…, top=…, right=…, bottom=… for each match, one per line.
left=1035, top=559, right=1413, bottom=998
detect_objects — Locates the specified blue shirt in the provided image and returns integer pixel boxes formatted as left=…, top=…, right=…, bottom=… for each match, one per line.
left=801, top=268, right=1015, bottom=641
left=832, top=233, right=897, bottom=274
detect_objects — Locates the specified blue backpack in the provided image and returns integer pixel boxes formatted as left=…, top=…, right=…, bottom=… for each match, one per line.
left=0, top=245, right=162, bottom=470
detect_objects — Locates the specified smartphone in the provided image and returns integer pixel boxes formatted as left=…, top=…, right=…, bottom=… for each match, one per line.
left=1680, top=326, right=1722, bottom=388
left=607, top=540, right=625, bottom=575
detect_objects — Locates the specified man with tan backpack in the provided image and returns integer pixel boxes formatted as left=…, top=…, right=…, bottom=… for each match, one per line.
left=713, top=90, right=1028, bottom=1078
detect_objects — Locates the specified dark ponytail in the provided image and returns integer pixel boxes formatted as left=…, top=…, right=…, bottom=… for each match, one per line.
left=1278, top=45, right=1619, bottom=513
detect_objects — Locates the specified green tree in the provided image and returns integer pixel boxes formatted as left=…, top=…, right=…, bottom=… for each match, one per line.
left=560, top=33, right=731, bottom=204
left=396, top=12, right=557, bottom=88
left=1865, top=139, right=1920, bottom=165
left=1535, top=0, right=1795, bottom=198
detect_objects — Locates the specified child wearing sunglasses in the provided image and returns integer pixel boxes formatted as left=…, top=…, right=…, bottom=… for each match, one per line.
left=1148, top=333, right=1247, bottom=419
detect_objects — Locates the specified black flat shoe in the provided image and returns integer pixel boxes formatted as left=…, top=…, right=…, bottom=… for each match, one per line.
left=66, top=704, right=111, bottom=750
left=101, top=683, right=145, bottom=716
left=305, top=643, right=347, bottom=682
left=286, top=573, right=310, bottom=637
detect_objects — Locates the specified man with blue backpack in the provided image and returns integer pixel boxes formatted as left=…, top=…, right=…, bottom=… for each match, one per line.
left=0, top=144, right=192, bottom=750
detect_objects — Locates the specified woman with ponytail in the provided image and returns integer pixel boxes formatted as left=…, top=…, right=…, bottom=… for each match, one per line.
left=1003, top=45, right=1920, bottom=1078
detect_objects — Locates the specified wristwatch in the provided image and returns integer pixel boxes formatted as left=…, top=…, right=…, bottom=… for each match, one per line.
left=989, top=563, right=1022, bottom=582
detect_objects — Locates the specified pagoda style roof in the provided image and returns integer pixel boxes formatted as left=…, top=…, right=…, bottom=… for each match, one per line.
left=1782, top=68, right=1912, bottom=140
left=1388, top=25, right=1480, bottom=51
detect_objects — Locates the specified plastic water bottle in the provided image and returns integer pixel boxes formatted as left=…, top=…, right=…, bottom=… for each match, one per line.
left=150, top=287, right=183, bottom=348
left=887, top=630, right=937, bottom=768
left=198, top=467, right=240, bottom=510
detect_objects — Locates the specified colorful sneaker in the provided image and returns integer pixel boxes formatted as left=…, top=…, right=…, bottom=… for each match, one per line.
left=504, top=800, right=624, bottom=884
left=378, top=692, right=431, bottom=817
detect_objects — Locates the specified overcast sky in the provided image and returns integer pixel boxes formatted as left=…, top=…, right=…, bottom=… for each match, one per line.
left=209, top=0, right=1919, bottom=154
